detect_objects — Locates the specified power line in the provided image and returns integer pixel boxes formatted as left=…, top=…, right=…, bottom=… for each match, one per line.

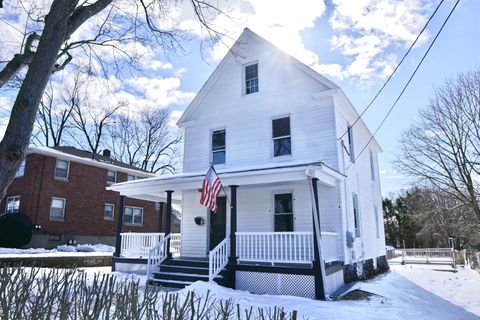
left=352, top=0, right=460, bottom=165
left=338, top=0, right=447, bottom=141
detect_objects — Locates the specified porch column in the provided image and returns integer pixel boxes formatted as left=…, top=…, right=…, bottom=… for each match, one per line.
left=165, top=190, right=173, bottom=258
left=228, top=185, right=238, bottom=289
left=114, top=195, right=126, bottom=258
left=158, top=202, right=165, bottom=232
left=312, top=178, right=326, bottom=300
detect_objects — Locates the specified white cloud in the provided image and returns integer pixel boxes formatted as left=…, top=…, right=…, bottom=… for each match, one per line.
left=127, top=76, right=195, bottom=108
left=149, top=61, right=173, bottom=71
left=328, top=0, right=432, bottom=81
left=173, top=0, right=327, bottom=68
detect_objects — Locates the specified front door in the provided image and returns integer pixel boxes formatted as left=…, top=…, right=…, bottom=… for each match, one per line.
left=209, top=196, right=227, bottom=250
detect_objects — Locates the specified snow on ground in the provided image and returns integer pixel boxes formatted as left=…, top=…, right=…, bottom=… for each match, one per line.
left=0, top=244, right=114, bottom=258
left=75, top=263, right=480, bottom=320
left=30, top=264, right=480, bottom=320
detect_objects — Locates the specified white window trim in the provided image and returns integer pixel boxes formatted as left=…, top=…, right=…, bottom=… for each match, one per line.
left=106, top=170, right=117, bottom=185
left=5, top=195, right=21, bottom=213
left=352, top=193, right=360, bottom=237
left=370, top=150, right=376, bottom=181
left=242, top=61, right=259, bottom=96
left=49, top=197, right=66, bottom=221
left=15, top=160, right=26, bottom=178
left=104, top=203, right=115, bottom=221
left=124, top=205, right=144, bottom=226
left=54, top=159, right=70, bottom=180
left=271, top=114, right=293, bottom=159
left=127, top=175, right=137, bottom=181
left=272, top=190, right=295, bottom=232
left=210, top=128, right=226, bottom=166
left=347, top=124, right=355, bottom=163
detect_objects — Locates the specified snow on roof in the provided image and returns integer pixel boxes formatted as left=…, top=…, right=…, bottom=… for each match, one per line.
left=109, top=159, right=344, bottom=190
left=28, top=146, right=156, bottom=178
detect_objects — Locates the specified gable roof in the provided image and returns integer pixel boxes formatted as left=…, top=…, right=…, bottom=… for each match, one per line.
left=177, top=28, right=339, bottom=127
left=28, top=146, right=156, bottom=177
left=177, top=28, right=381, bottom=152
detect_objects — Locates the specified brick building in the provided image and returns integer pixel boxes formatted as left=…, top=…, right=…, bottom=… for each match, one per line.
left=1, top=146, right=180, bottom=248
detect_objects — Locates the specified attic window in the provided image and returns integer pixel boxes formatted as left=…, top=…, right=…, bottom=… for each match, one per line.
left=245, top=63, right=258, bottom=94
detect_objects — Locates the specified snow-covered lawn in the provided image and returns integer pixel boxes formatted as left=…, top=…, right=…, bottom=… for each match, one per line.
left=0, top=244, right=114, bottom=258
left=12, top=264, right=480, bottom=319
left=74, top=263, right=480, bottom=319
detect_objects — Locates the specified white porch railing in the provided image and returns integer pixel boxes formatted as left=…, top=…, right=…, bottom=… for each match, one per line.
left=120, top=232, right=164, bottom=257
left=170, top=233, right=181, bottom=255
left=208, top=235, right=230, bottom=282
left=147, top=234, right=171, bottom=279
left=235, top=231, right=339, bottom=265
left=236, top=232, right=314, bottom=264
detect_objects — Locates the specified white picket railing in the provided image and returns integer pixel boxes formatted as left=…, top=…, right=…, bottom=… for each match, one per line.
left=170, top=233, right=181, bottom=255
left=120, top=232, right=164, bottom=258
left=235, top=231, right=340, bottom=265
left=321, top=231, right=340, bottom=262
left=236, top=232, right=314, bottom=264
left=147, top=234, right=171, bottom=279
left=209, top=235, right=230, bottom=282
left=401, top=248, right=455, bottom=264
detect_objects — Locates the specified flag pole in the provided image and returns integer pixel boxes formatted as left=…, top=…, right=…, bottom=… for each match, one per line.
left=210, top=163, right=233, bottom=209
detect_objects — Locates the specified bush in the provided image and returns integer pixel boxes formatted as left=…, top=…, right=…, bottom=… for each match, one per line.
left=0, top=267, right=302, bottom=320
left=376, top=255, right=390, bottom=274
left=0, top=213, right=34, bottom=248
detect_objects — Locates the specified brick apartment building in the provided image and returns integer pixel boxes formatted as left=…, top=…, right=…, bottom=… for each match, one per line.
left=0, top=146, right=180, bottom=248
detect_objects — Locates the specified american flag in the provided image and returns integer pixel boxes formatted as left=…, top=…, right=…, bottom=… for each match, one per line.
left=200, top=167, right=223, bottom=212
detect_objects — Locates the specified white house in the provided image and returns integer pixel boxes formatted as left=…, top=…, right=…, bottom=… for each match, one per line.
left=109, top=28, right=387, bottom=300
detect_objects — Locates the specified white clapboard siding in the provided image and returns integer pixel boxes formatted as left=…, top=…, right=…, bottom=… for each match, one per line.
left=182, top=34, right=338, bottom=173
left=181, top=190, right=208, bottom=257
left=334, top=105, right=385, bottom=261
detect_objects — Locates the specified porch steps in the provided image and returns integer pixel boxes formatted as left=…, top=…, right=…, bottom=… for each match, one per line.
left=148, top=258, right=228, bottom=289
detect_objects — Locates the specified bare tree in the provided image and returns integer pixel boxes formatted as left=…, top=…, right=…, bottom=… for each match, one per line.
left=0, top=0, right=225, bottom=200
left=404, top=187, right=479, bottom=249
left=107, top=107, right=181, bottom=173
left=70, top=100, right=122, bottom=158
left=32, top=73, right=84, bottom=147
left=395, top=69, right=480, bottom=225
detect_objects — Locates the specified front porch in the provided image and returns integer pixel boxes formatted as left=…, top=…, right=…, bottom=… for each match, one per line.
left=109, top=162, right=347, bottom=299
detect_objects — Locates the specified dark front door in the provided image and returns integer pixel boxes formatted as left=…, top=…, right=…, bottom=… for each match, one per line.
left=209, top=196, right=227, bottom=250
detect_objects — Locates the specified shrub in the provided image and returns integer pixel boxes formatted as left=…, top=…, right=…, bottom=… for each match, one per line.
left=0, top=213, right=34, bottom=248
left=0, top=267, right=302, bottom=320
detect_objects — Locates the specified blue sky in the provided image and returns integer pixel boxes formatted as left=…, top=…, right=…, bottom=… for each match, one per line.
left=1, top=0, right=479, bottom=196
left=163, top=0, right=480, bottom=196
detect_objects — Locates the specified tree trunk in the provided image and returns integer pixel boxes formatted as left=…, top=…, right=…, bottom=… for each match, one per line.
left=0, top=0, right=78, bottom=200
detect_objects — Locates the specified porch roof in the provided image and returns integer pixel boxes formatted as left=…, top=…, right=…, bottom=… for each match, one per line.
left=107, top=161, right=345, bottom=202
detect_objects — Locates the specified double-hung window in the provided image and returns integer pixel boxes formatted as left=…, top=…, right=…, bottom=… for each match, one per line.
left=127, top=175, right=137, bottom=181
left=274, top=193, right=293, bottom=232
left=104, top=203, right=114, bottom=220
left=55, top=159, right=69, bottom=179
left=374, top=206, right=380, bottom=238
left=352, top=193, right=360, bottom=237
left=50, top=197, right=66, bottom=221
left=106, top=170, right=116, bottom=184
left=245, top=63, right=259, bottom=94
left=347, top=125, right=355, bottom=163
left=212, top=129, right=226, bottom=165
left=125, top=206, right=143, bottom=225
left=5, top=196, right=20, bottom=213
left=369, top=151, right=376, bottom=181
left=272, top=117, right=291, bottom=157
left=16, top=160, right=25, bottom=177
